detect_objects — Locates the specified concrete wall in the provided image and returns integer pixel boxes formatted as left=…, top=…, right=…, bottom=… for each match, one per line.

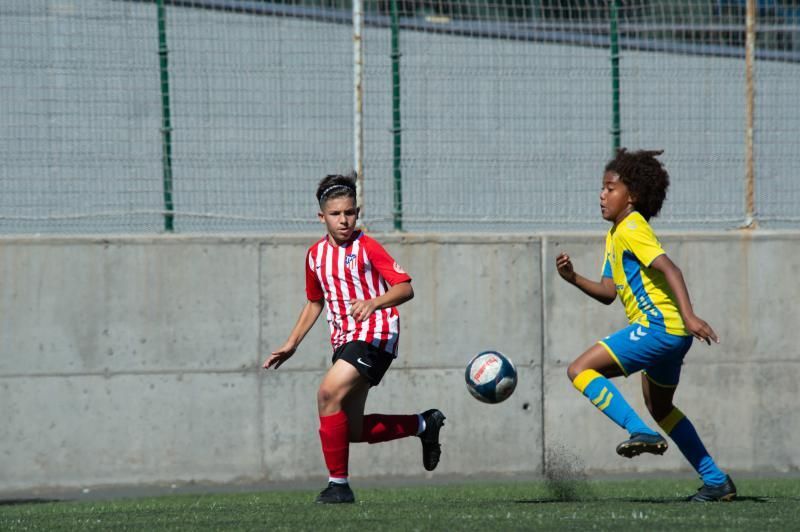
left=1, top=232, right=798, bottom=493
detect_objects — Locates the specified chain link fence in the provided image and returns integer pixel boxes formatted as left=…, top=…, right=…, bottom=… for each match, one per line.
left=1, top=0, right=798, bottom=234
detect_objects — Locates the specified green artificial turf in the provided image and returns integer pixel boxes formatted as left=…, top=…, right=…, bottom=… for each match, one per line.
left=1, top=478, right=798, bottom=531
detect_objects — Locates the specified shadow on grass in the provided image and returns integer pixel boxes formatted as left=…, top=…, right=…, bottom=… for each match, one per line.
left=515, top=495, right=772, bottom=504
left=515, top=498, right=598, bottom=504
left=0, top=498, right=62, bottom=506
left=625, top=496, right=772, bottom=504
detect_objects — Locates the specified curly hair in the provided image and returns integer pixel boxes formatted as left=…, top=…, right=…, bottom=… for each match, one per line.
left=316, top=172, right=357, bottom=207
left=605, top=148, right=669, bottom=220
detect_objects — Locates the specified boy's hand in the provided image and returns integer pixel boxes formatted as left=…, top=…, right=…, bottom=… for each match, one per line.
left=348, top=299, right=378, bottom=322
left=684, top=314, right=720, bottom=345
left=556, top=252, right=577, bottom=284
left=263, top=342, right=297, bottom=369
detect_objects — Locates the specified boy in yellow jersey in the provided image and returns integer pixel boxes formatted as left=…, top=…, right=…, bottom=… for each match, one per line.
left=556, top=149, right=735, bottom=502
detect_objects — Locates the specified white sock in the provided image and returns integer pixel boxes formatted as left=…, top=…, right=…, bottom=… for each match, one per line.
left=329, top=477, right=348, bottom=485
left=417, top=413, right=426, bottom=435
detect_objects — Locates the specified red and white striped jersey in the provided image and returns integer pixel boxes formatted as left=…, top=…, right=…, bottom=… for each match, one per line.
left=305, top=231, right=411, bottom=356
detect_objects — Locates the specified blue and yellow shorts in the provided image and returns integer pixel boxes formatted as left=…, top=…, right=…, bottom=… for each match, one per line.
left=599, top=323, right=693, bottom=387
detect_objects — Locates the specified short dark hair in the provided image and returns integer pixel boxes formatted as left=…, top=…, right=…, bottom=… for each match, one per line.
left=316, top=172, right=357, bottom=207
left=605, top=148, right=669, bottom=220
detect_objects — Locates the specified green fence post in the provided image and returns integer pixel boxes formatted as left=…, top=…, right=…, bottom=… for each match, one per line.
left=390, top=0, right=403, bottom=231
left=157, top=0, right=175, bottom=232
left=610, top=0, right=621, bottom=154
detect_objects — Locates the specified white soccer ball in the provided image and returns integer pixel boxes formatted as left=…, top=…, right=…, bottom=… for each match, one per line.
left=465, top=350, right=518, bottom=404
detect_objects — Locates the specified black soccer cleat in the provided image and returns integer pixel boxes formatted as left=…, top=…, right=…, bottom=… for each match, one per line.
left=615, top=432, right=668, bottom=458
left=314, top=481, right=355, bottom=504
left=418, top=409, right=446, bottom=471
left=688, top=475, right=737, bottom=502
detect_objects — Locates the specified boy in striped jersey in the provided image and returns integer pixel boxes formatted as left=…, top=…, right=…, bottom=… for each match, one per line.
left=556, top=149, right=735, bottom=502
left=263, top=173, right=445, bottom=504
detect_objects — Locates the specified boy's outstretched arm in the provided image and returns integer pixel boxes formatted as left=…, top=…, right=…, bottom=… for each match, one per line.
left=263, top=299, right=325, bottom=369
left=556, top=252, right=616, bottom=305
left=349, top=281, right=413, bottom=322
left=650, top=254, right=720, bottom=345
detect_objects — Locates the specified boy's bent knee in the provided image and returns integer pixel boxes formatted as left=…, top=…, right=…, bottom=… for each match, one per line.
left=567, top=360, right=591, bottom=382
left=567, top=362, right=584, bottom=382
left=647, top=401, right=675, bottom=422
left=317, top=386, right=341, bottom=411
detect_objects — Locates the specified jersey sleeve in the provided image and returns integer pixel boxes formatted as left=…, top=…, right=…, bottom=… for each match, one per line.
left=305, top=249, right=324, bottom=301
left=601, top=232, right=613, bottom=278
left=363, top=237, right=412, bottom=286
left=620, top=219, right=665, bottom=267
left=601, top=255, right=613, bottom=278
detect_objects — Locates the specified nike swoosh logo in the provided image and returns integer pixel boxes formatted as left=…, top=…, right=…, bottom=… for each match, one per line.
left=357, top=357, right=372, bottom=368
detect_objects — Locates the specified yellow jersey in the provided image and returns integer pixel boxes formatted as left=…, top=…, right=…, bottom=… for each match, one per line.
left=602, top=211, right=688, bottom=336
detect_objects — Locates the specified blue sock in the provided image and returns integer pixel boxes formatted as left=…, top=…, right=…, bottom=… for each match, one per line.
left=658, top=407, right=727, bottom=486
left=572, top=369, right=658, bottom=436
